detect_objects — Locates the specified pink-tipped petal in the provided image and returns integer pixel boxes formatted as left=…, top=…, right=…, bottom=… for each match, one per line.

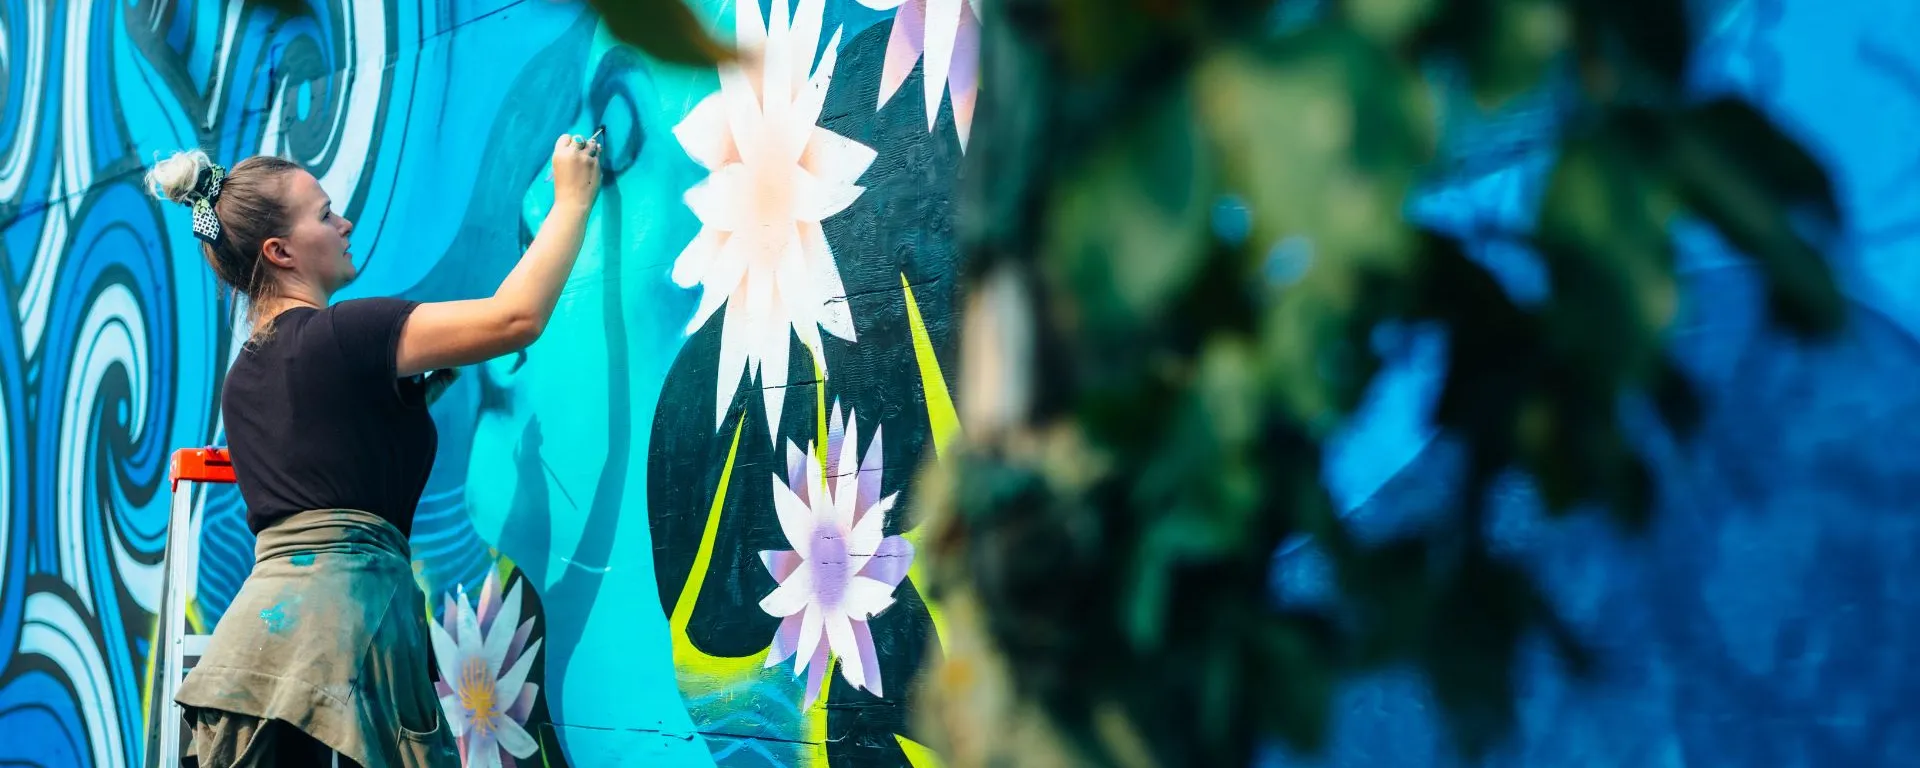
left=802, top=222, right=856, bottom=342
left=766, top=613, right=805, bottom=667
left=801, top=642, right=831, bottom=710
left=826, top=611, right=864, bottom=691
left=878, top=0, right=927, bottom=109
left=864, top=532, right=916, bottom=587
left=848, top=494, right=888, bottom=573
left=477, top=572, right=502, bottom=633
left=835, top=411, right=862, bottom=524
left=758, top=563, right=815, bottom=618
left=854, top=619, right=885, bottom=697
left=843, top=575, right=899, bottom=619
left=760, top=549, right=806, bottom=582
left=858, top=424, right=885, bottom=515
left=506, top=619, right=534, bottom=672
left=428, top=612, right=463, bottom=688
left=672, top=95, right=736, bottom=170
left=800, top=127, right=878, bottom=190
left=771, top=476, right=816, bottom=557
left=495, top=638, right=543, bottom=698
left=714, top=300, right=751, bottom=432
left=786, top=442, right=809, bottom=503
left=949, top=3, right=980, bottom=149
left=507, top=682, right=539, bottom=724
left=795, top=605, right=825, bottom=678
left=922, top=0, right=963, bottom=131
left=441, top=693, right=469, bottom=738
left=442, top=594, right=460, bottom=643
left=495, top=715, right=540, bottom=759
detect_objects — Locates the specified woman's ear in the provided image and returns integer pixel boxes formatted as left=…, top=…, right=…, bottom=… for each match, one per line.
left=261, top=237, right=295, bottom=269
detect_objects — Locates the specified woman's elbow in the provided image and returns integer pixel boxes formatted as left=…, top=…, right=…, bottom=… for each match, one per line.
left=499, top=310, right=546, bottom=350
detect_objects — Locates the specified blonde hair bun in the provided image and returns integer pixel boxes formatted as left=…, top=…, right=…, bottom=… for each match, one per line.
left=144, top=149, right=213, bottom=205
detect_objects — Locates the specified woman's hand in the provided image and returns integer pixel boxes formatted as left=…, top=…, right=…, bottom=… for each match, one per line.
left=552, top=132, right=602, bottom=211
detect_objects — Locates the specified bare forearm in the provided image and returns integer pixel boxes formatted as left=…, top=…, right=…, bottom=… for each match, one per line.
left=491, top=201, right=591, bottom=333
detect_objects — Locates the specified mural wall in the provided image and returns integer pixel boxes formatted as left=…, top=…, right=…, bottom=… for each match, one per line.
left=0, top=0, right=963, bottom=765
left=1, top=0, right=1916, bottom=767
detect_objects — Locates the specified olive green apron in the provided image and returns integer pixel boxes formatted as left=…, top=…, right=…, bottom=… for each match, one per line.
left=175, top=508, right=459, bottom=768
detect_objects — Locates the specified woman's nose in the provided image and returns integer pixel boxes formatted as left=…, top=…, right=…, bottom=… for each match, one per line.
left=341, top=217, right=355, bottom=236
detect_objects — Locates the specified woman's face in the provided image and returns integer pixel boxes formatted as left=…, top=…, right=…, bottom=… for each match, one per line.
left=269, top=169, right=357, bottom=291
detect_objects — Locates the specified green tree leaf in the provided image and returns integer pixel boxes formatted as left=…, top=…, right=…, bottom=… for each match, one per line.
left=1667, top=99, right=1845, bottom=335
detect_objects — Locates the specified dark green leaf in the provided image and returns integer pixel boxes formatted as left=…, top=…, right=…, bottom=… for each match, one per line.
left=1194, top=30, right=1433, bottom=428
left=1044, top=85, right=1215, bottom=328
left=1568, top=0, right=1692, bottom=83
left=1419, top=0, right=1573, bottom=107
left=1339, top=0, right=1441, bottom=47
left=1535, top=128, right=1680, bottom=385
left=588, top=0, right=734, bottom=67
left=1253, top=615, right=1338, bottom=753
left=1668, top=99, right=1845, bottom=335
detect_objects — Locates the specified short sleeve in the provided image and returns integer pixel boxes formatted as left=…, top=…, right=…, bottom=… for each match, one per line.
left=323, top=297, right=421, bottom=392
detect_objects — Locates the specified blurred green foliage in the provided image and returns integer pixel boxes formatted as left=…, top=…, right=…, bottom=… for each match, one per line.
left=585, top=0, right=1845, bottom=763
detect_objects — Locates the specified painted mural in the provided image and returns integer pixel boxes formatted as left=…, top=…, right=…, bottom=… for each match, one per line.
left=2, top=0, right=1917, bottom=767
left=0, top=0, right=962, bottom=765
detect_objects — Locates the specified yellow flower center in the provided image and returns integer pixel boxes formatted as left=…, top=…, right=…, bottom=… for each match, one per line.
left=457, top=656, right=500, bottom=733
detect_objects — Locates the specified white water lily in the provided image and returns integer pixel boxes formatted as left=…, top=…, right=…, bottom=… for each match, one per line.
left=758, top=401, right=915, bottom=709
left=429, top=569, right=544, bottom=768
left=672, top=0, right=876, bottom=442
left=857, top=0, right=981, bottom=148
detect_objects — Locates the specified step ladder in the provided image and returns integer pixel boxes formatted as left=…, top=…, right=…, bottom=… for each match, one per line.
left=145, top=447, right=344, bottom=767
left=144, top=446, right=232, bottom=768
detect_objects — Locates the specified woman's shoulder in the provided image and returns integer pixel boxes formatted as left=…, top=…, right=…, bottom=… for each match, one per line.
left=326, top=296, right=421, bottom=315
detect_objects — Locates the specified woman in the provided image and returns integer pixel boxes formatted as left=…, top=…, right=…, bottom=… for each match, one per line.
left=144, top=132, right=602, bottom=767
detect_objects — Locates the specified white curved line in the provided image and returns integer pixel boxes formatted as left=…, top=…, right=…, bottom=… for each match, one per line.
left=59, top=285, right=152, bottom=613
left=21, top=592, right=128, bottom=768
left=0, top=0, right=45, bottom=199
left=314, top=2, right=383, bottom=203
left=203, top=0, right=247, bottom=128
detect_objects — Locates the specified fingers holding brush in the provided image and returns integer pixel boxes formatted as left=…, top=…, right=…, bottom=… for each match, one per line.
left=551, top=126, right=604, bottom=209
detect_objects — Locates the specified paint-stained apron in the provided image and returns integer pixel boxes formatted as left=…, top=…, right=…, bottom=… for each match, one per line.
left=175, top=508, right=460, bottom=768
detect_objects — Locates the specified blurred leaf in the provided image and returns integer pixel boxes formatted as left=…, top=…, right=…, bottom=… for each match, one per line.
left=1667, top=99, right=1845, bottom=335
left=1193, top=29, right=1433, bottom=429
left=1253, top=614, right=1338, bottom=753
left=1044, top=85, right=1216, bottom=328
left=588, top=0, right=734, bottom=67
left=926, top=1, right=1846, bottom=764
left=1567, top=0, right=1691, bottom=84
left=1423, top=553, right=1560, bottom=756
left=1535, top=120, right=1680, bottom=385
left=960, top=4, right=1058, bottom=267
left=1057, top=0, right=1168, bottom=73
left=1340, top=0, right=1441, bottom=47
left=1649, top=357, right=1702, bottom=436
left=1419, top=0, right=1573, bottom=107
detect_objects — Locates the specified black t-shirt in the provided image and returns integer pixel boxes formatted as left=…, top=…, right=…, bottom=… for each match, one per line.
left=222, top=297, right=438, bottom=537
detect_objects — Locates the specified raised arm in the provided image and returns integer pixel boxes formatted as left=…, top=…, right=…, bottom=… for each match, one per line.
left=394, top=133, right=602, bottom=378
